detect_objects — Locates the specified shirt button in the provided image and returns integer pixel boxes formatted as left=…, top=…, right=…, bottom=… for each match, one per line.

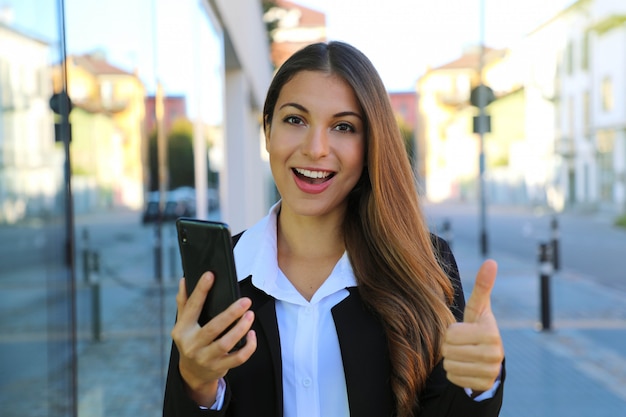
left=302, top=377, right=312, bottom=387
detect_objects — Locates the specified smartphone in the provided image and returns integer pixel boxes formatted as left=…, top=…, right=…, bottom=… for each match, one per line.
left=175, top=217, right=245, bottom=350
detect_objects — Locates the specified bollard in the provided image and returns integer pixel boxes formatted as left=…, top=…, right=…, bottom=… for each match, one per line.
left=538, top=243, right=553, bottom=331
left=82, top=228, right=90, bottom=283
left=550, top=216, right=560, bottom=271
left=91, top=251, right=101, bottom=342
left=442, top=219, right=453, bottom=249
left=154, top=224, right=163, bottom=282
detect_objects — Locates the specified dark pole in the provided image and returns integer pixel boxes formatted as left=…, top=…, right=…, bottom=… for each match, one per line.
left=154, top=81, right=166, bottom=283
left=90, top=252, right=101, bottom=342
left=538, top=243, right=553, bottom=331
left=478, top=0, right=489, bottom=257
left=551, top=216, right=560, bottom=271
left=56, top=0, right=78, bottom=415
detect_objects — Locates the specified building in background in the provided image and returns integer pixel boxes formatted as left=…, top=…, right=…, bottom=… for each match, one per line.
left=416, top=46, right=525, bottom=203
left=266, top=0, right=326, bottom=69
left=144, top=95, right=187, bottom=136
left=0, top=19, right=61, bottom=223
left=388, top=91, right=422, bottom=188
left=51, top=53, right=146, bottom=211
left=416, top=0, right=626, bottom=215
left=551, top=0, right=626, bottom=214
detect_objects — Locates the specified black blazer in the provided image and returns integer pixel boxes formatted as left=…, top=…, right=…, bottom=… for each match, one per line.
left=163, top=236, right=504, bottom=417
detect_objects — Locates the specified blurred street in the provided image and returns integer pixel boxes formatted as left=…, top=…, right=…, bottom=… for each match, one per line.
left=2, top=202, right=626, bottom=416
left=425, top=201, right=626, bottom=416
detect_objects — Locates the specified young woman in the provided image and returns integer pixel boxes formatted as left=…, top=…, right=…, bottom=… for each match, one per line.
left=164, top=41, right=504, bottom=417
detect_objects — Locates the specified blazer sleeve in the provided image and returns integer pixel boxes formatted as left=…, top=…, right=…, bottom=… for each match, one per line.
left=162, top=233, right=249, bottom=417
left=418, top=235, right=505, bottom=417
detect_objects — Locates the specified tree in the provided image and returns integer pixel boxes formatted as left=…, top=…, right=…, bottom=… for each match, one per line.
left=396, top=115, right=416, bottom=171
left=147, top=129, right=159, bottom=192
left=167, top=118, right=195, bottom=190
left=147, top=118, right=215, bottom=192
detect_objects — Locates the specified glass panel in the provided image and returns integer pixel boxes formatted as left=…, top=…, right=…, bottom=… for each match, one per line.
left=0, top=1, right=75, bottom=416
left=0, top=0, right=225, bottom=415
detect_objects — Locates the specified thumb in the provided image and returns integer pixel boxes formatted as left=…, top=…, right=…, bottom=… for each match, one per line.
left=464, top=259, right=498, bottom=323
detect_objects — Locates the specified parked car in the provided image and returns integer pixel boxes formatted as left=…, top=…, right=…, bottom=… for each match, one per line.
left=141, top=190, right=194, bottom=224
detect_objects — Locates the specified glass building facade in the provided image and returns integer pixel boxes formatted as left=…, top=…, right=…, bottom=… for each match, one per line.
left=0, top=1, right=241, bottom=415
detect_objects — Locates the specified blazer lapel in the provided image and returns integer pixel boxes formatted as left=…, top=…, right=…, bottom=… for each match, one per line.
left=332, top=287, right=395, bottom=417
left=238, top=276, right=284, bottom=416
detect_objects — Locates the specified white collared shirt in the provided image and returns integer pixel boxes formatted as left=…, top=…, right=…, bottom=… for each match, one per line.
left=234, top=202, right=354, bottom=417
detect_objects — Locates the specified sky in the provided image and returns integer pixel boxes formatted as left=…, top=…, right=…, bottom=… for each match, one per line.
left=6, top=0, right=575, bottom=107
left=292, top=0, right=574, bottom=91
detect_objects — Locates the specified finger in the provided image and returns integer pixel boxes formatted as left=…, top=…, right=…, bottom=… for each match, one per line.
left=178, top=272, right=214, bottom=324
left=211, top=309, right=255, bottom=354
left=201, top=297, right=253, bottom=343
left=464, top=259, right=498, bottom=323
left=444, top=356, right=502, bottom=378
left=444, top=353, right=502, bottom=392
left=442, top=341, right=504, bottom=364
left=196, top=329, right=258, bottom=380
left=445, top=322, right=501, bottom=346
left=175, top=277, right=188, bottom=313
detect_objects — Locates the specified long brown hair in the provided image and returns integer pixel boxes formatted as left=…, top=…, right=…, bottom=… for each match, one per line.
left=263, top=41, right=455, bottom=416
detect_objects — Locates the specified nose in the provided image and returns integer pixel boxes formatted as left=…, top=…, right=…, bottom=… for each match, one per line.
left=302, top=127, right=329, bottom=159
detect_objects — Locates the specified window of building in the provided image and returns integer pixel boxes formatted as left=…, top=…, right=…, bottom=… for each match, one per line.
left=581, top=32, right=589, bottom=71
left=568, top=96, right=575, bottom=146
left=601, top=76, right=614, bottom=112
left=566, top=40, right=574, bottom=75
left=596, top=129, right=615, bottom=202
left=583, top=90, right=590, bottom=137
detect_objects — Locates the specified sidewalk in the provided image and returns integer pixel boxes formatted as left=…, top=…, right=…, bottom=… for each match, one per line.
left=43, top=207, right=626, bottom=416
left=450, top=238, right=626, bottom=416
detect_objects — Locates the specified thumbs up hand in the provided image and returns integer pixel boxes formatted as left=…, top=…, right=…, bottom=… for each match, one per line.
left=442, top=259, right=504, bottom=392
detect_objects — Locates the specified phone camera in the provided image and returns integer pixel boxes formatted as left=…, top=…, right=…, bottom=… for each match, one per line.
left=181, top=227, right=189, bottom=244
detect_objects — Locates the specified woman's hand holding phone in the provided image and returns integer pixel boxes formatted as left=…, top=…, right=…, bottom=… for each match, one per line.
left=171, top=271, right=257, bottom=408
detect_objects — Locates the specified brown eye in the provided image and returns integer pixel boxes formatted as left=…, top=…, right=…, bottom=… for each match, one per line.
left=334, top=122, right=355, bottom=133
left=284, top=116, right=305, bottom=125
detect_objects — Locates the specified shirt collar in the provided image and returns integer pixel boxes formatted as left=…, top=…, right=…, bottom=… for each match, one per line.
left=233, top=201, right=357, bottom=304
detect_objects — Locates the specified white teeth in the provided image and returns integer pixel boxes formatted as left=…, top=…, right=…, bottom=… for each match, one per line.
left=295, top=168, right=332, bottom=179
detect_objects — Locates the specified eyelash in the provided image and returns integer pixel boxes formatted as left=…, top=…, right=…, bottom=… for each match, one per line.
left=283, top=116, right=356, bottom=133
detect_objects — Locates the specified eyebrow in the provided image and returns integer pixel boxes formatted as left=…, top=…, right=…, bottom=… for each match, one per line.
left=279, top=102, right=363, bottom=120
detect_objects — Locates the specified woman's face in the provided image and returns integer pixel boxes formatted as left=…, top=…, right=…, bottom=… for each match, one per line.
left=266, top=70, right=365, bottom=220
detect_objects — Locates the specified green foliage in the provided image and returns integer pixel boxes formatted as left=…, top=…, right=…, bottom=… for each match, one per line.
left=168, top=119, right=195, bottom=190
left=147, top=129, right=159, bottom=191
left=147, top=118, right=215, bottom=192
left=396, top=116, right=416, bottom=168
left=615, top=213, right=626, bottom=229
left=262, top=1, right=279, bottom=45
left=491, top=155, right=510, bottom=167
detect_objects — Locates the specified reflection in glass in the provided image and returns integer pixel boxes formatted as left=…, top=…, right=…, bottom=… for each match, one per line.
left=0, top=0, right=225, bottom=415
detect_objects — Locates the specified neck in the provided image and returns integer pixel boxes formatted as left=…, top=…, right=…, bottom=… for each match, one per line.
left=276, top=207, right=345, bottom=260
left=275, top=205, right=347, bottom=301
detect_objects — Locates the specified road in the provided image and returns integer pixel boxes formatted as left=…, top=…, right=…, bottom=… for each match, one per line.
left=423, top=202, right=626, bottom=292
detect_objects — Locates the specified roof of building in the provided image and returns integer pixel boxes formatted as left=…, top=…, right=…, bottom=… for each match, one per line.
left=70, top=53, right=133, bottom=76
left=432, top=46, right=505, bottom=71
left=275, top=0, right=325, bottom=26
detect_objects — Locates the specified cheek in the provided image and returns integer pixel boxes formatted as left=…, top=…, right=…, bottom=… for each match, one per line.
left=348, top=142, right=366, bottom=173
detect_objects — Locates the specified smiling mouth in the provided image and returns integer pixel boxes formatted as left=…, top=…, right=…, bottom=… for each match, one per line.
left=293, top=168, right=335, bottom=184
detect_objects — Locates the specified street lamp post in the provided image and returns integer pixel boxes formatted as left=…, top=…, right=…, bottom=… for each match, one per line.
left=477, top=0, right=490, bottom=257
